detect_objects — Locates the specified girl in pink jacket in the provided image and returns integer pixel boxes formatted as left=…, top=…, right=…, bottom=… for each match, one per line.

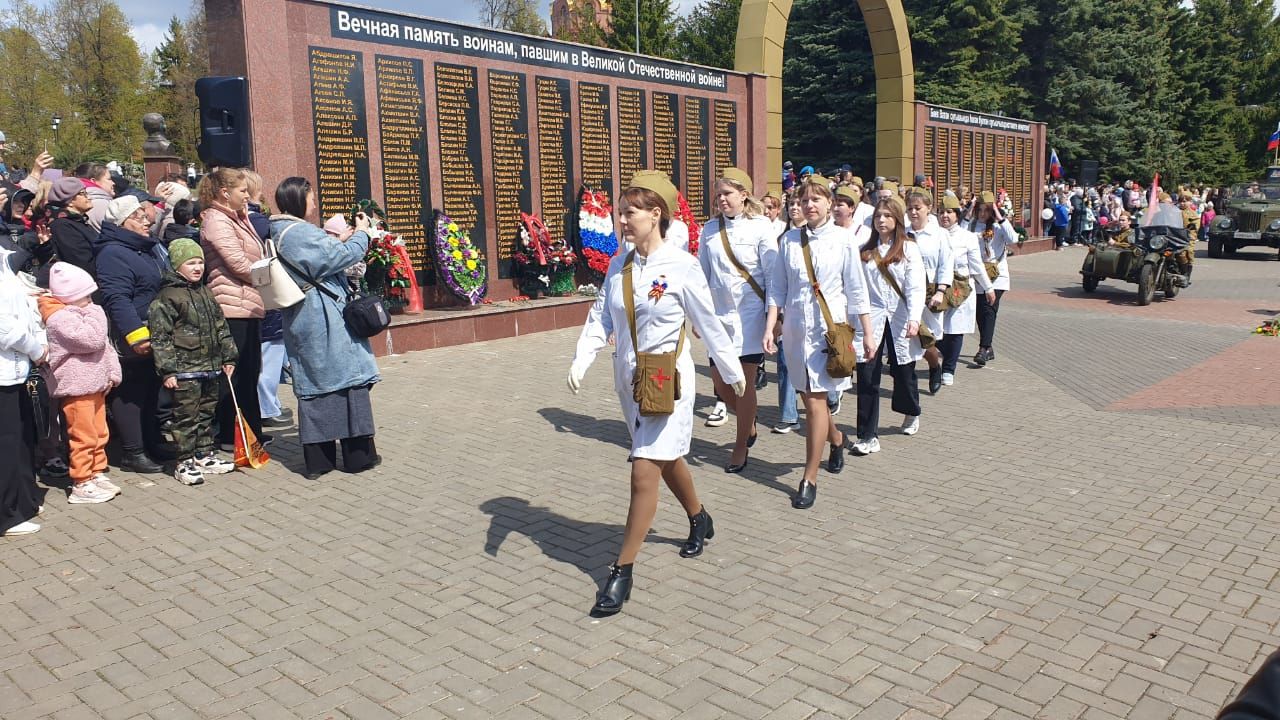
left=39, top=263, right=122, bottom=504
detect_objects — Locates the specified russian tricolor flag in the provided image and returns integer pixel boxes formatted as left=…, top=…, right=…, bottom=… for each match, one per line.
left=1049, top=148, right=1062, bottom=179
left=1268, top=123, right=1280, bottom=151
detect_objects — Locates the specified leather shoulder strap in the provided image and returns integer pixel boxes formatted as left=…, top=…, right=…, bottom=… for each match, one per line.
left=717, top=217, right=766, bottom=301
left=800, top=227, right=837, bottom=331
left=622, top=249, right=685, bottom=356
left=872, top=250, right=907, bottom=302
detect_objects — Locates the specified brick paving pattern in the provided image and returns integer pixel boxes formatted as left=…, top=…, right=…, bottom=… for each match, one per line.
left=2, top=248, right=1279, bottom=719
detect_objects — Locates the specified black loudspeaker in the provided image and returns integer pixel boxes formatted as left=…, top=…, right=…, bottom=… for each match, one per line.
left=1080, top=160, right=1099, bottom=187
left=196, top=76, right=251, bottom=167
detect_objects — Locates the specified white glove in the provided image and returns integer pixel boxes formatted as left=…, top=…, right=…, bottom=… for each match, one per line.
left=567, top=363, right=586, bottom=394
left=731, top=379, right=747, bottom=397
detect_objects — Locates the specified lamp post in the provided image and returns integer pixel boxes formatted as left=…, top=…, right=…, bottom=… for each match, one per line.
left=51, top=113, right=61, bottom=144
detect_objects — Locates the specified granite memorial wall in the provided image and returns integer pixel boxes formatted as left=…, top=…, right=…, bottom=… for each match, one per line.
left=208, top=0, right=767, bottom=302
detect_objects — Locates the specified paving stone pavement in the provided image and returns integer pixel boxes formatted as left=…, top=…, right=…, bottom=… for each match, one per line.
left=3, top=250, right=1280, bottom=719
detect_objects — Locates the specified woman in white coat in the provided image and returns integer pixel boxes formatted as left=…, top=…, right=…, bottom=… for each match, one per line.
left=0, top=249, right=47, bottom=535
left=568, top=171, right=746, bottom=617
left=969, top=191, right=1017, bottom=365
left=852, top=198, right=926, bottom=457
left=936, top=195, right=994, bottom=386
left=763, top=177, right=874, bottom=510
left=904, top=188, right=953, bottom=394
left=698, top=168, right=777, bottom=473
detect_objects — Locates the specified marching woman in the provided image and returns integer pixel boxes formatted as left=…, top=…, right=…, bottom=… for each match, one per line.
left=567, top=171, right=746, bottom=617
left=763, top=176, right=874, bottom=510
left=698, top=168, right=777, bottom=473
left=936, top=195, right=994, bottom=387
left=903, top=188, right=952, bottom=394
left=969, top=191, right=1017, bottom=365
left=851, top=197, right=926, bottom=457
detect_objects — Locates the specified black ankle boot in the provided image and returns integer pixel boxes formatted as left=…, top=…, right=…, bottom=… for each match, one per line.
left=591, top=564, right=633, bottom=616
left=680, top=508, right=715, bottom=558
left=119, top=451, right=162, bottom=474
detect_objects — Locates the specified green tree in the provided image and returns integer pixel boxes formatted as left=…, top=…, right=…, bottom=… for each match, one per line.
left=674, top=0, right=741, bottom=69
left=781, top=0, right=876, bottom=173
left=0, top=3, right=73, bottom=168
left=472, top=0, right=548, bottom=35
left=148, top=9, right=208, bottom=164
left=905, top=0, right=1031, bottom=113
left=605, top=0, right=680, bottom=58
left=551, top=0, right=607, bottom=46
left=1167, top=0, right=1249, bottom=184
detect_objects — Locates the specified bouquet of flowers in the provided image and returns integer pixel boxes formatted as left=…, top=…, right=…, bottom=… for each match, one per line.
left=514, top=212, right=577, bottom=297
left=434, top=212, right=488, bottom=305
left=675, top=192, right=700, bottom=256
left=363, top=228, right=413, bottom=309
left=578, top=188, right=616, bottom=281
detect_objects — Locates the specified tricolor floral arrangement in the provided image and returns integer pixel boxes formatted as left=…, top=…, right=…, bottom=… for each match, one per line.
left=578, top=189, right=616, bottom=279
left=434, top=213, right=488, bottom=305
left=676, top=192, right=700, bottom=256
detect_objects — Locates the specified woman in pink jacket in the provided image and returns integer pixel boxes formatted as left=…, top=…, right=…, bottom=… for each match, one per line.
left=198, top=168, right=267, bottom=447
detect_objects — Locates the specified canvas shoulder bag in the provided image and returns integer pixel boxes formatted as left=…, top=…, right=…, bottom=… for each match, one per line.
left=872, top=250, right=936, bottom=350
left=251, top=223, right=306, bottom=310
left=622, top=250, right=684, bottom=416
left=800, top=228, right=857, bottom=378
left=981, top=228, right=1004, bottom=282
left=717, top=217, right=766, bottom=302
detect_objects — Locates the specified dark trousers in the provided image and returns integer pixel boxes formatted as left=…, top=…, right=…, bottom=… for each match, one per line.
left=855, top=322, right=920, bottom=441
left=109, top=360, right=161, bottom=454
left=0, top=384, right=39, bottom=532
left=1052, top=225, right=1068, bottom=247
left=939, top=333, right=965, bottom=374
left=173, top=376, right=219, bottom=459
left=977, top=289, right=1006, bottom=348
left=217, top=318, right=263, bottom=445
left=303, top=436, right=377, bottom=475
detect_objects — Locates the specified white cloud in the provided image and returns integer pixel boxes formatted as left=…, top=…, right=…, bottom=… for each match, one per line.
left=128, top=21, right=166, bottom=57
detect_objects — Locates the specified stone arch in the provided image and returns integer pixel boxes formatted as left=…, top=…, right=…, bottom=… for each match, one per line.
left=735, top=0, right=915, bottom=189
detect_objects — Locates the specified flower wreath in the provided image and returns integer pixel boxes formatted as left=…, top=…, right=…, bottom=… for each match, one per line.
left=434, top=212, right=488, bottom=305
left=578, top=188, right=616, bottom=280
left=675, top=192, right=700, bottom=256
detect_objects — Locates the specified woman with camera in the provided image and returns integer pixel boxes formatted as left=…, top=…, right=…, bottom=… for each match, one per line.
left=269, top=178, right=380, bottom=480
left=567, top=171, right=745, bottom=617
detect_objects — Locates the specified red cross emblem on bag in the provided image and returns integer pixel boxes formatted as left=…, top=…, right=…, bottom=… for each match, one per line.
left=651, top=368, right=672, bottom=389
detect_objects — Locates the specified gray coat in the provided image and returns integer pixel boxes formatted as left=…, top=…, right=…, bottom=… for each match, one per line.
left=269, top=215, right=378, bottom=399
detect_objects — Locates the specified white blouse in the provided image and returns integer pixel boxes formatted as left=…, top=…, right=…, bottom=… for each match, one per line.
left=698, top=214, right=777, bottom=357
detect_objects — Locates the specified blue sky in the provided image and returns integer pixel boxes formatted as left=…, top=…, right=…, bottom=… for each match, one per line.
left=113, top=1, right=699, bottom=56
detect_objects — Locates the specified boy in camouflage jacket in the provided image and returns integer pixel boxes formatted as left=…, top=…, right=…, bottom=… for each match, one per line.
left=148, top=238, right=240, bottom=485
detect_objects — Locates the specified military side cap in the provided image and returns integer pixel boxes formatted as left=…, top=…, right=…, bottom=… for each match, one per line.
left=720, top=166, right=753, bottom=194
left=941, top=194, right=963, bottom=211
left=835, top=186, right=860, bottom=204
left=763, top=190, right=782, bottom=202
left=627, top=170, right=679, bottom=215
left=850, top=176, right=864, bottom=188
left=881, top=181, right=899, bottom=194
left=804, top=173, right=832, bottom=188
left=979, top=190, right=996, bottom=204
left=907, top=186, right=933, bottom=204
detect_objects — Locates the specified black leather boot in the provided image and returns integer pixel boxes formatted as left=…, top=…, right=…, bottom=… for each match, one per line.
left=680, top=508, right=715, bottom=558
left=119, top=451, right=162, bottom=474
left=792, top=479, right=817, bottom=509
left=929, top=366, right=943, bottom=394
left=591, top=563, right=633, bottom=616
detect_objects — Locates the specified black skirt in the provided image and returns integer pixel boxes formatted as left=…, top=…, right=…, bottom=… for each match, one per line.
left=0, top=383, right=40, bottom=532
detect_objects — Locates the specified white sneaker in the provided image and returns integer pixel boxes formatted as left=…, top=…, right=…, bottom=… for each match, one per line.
left=174, top=459, right=205, bottom=486
left=940, top=373, right=954, bottom=386
left=194, top=453, right=236, bottom=475
left=850, top=437, right=881, bottom=456
left=91, top=473, right=121, bottom=496
left=902, top=415, right=920, bottom=436
left=68, top=481, right=116, bottom=504
left=705, top=402, right=728, bottom=427
left=3, top=520, right=40, bottom=535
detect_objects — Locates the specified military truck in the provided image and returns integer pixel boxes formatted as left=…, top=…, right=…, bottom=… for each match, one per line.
left=1205, top=166, right=1280, bottom=258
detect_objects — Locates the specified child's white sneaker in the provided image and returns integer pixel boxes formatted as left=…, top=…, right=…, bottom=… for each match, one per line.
left=3, top=520, right=40, bottom=535
left=194, top=453, right=236, bottom=475
left=91, top=473, right=121, bottom=496
left=68, top=481, right=116, bottom=504
left=174, top=459, right=205, bottom=486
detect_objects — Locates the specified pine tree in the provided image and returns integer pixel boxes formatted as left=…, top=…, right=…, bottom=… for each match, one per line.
left=148, top=11, right=208, bottom=164
left=605, top=0, right=680, bottom=58
left=781, top=0, right=876, bottom=173
left=1167, top=0, right=1249, bottom=184
left=905, top=0, right=1031, bottom=113
left=674, top=0, right=741, bottom=69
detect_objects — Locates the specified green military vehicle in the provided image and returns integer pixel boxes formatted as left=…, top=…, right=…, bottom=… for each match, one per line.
left=1205, top=166, right=1280, bottom=258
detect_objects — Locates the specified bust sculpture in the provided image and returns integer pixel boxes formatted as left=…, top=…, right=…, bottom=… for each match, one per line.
left=142, top=112, right=174, bottom=157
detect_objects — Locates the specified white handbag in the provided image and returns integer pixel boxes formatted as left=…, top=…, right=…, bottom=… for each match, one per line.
left=251, top=224, right=305, bottom=310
